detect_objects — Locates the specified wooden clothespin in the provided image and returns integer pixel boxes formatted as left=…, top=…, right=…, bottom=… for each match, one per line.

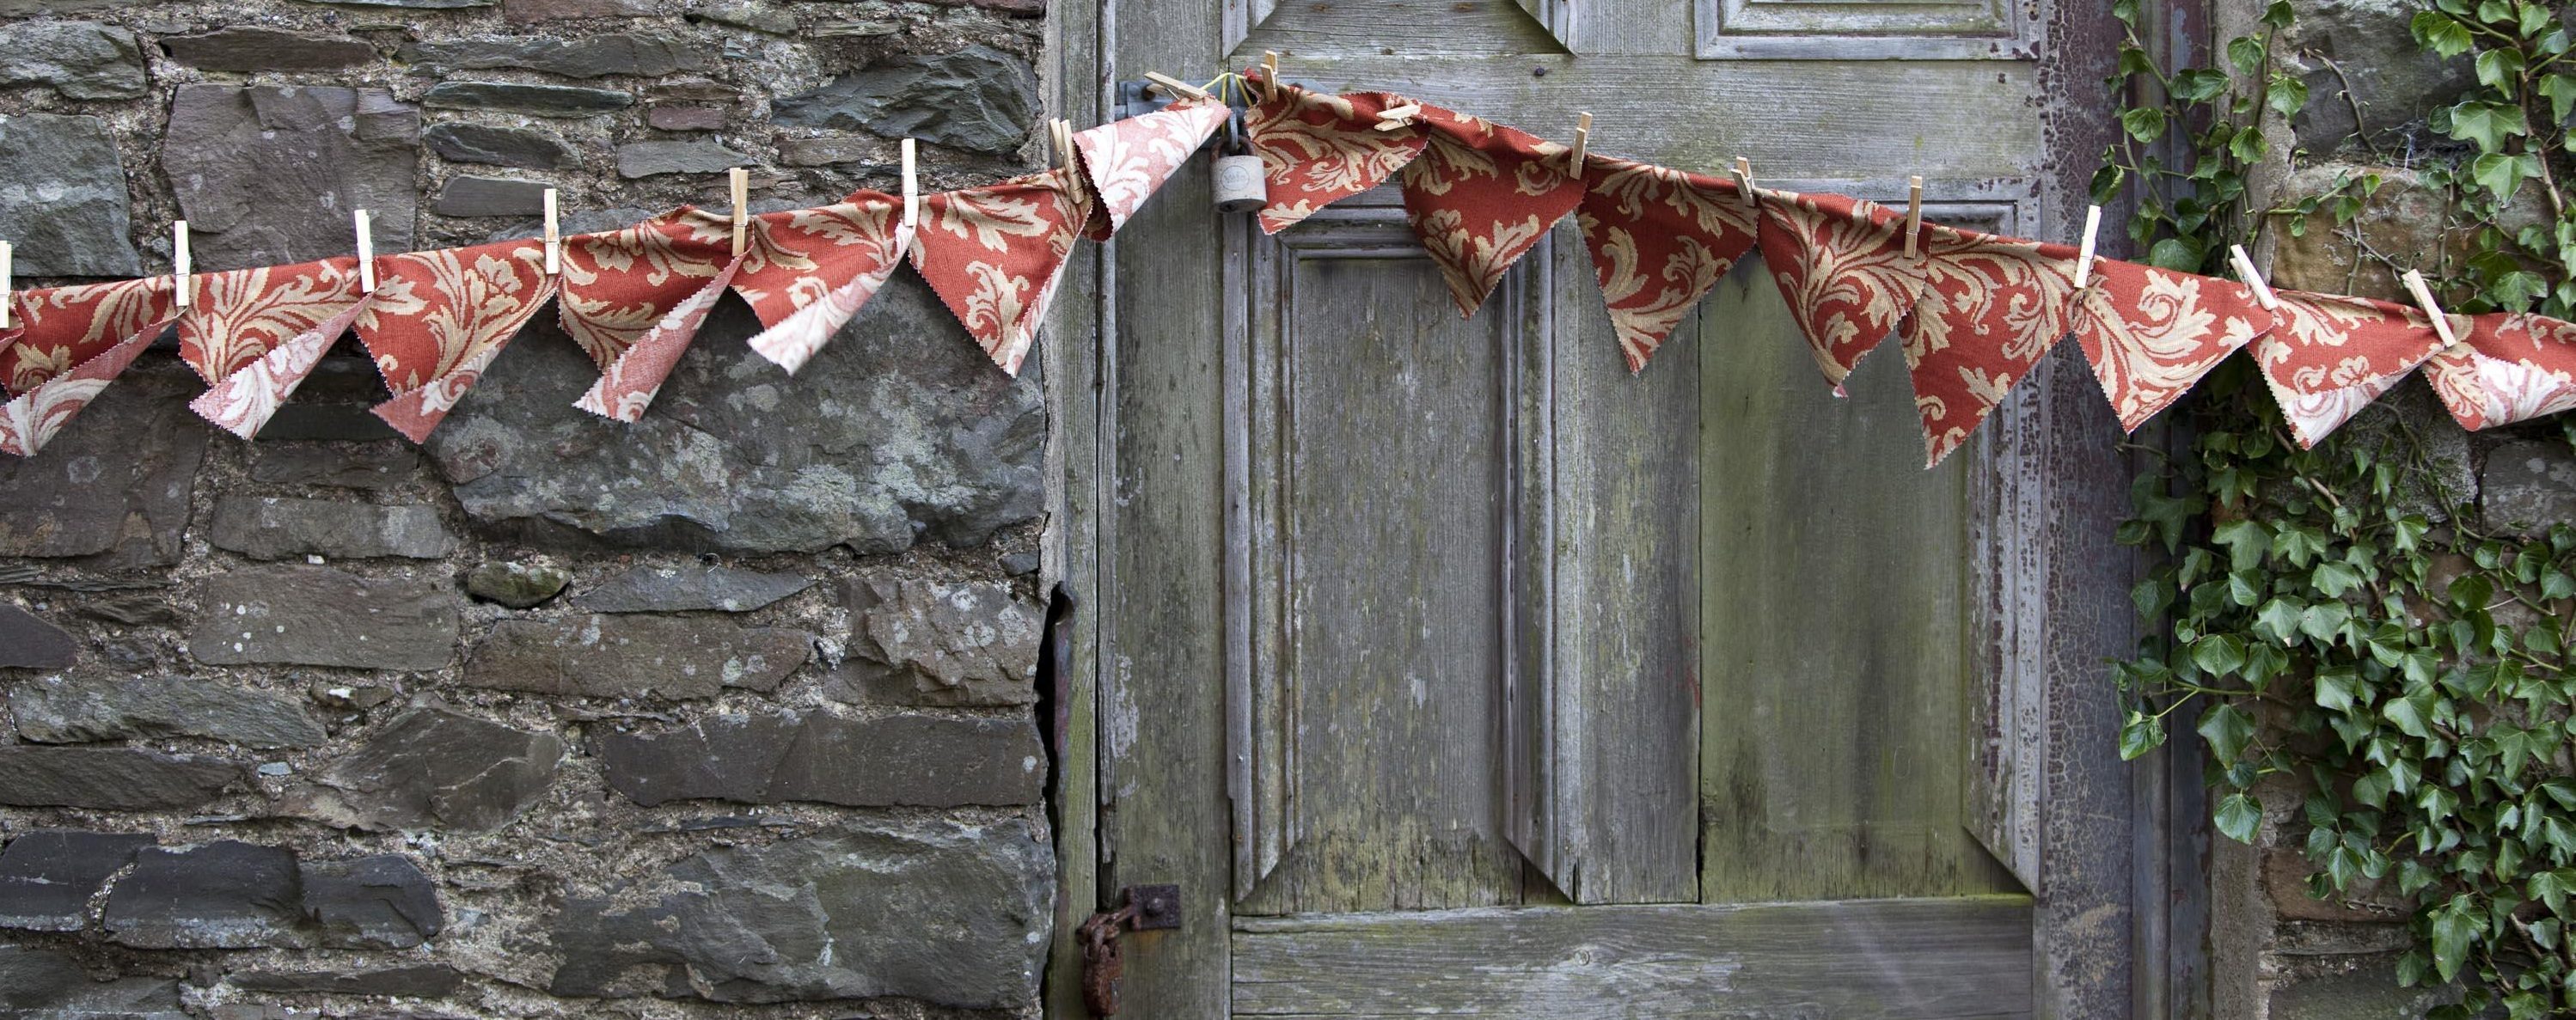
left=1051, top=119, right=1088, bottom=205
left=2072, top=205, right=2102, bottom=288
left=1902, top=175, right=1924, bottom=260
left=1731, top=157, right=1759, bottom=210
left=542, top=188, right=561, bottom=276
left=2226, top=243, right=2279, bottom=311
left=899, top=137, right=919, bottom=242
left=2402, top=269, right=2460, bottom=346
left=1142, top=71, right=1211, bottom=102
left=729, top=168, right=750, bottom=257
left=1, top=241, right=13, bottom=331
left=173, top=220, right=193, bottom=308
left=1566, top=112, right=1592, bottom=180
left=354, top=210, right=375, bottom=293
left=1261, top=51, right=1281, bottom=102
left=1375, top=102, right=1422, bottom=131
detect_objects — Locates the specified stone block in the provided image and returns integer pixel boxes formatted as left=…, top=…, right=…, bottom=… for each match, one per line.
left=431, top=175, right=554, bottom=217
left=229, top=965, right=465, bottom=997
left=0, top=946, right=183, bottom=1018
left=2479, top=439, right=2576, bottom=537
left=830, top=575, right=1041, bottom=706
left=505, top=0, right=653, bottom=17
left=597, top=710, right=1043, bottom=807
left=193, top=567, right=458, bottom=669
left=299, top=706, right=562, bottom=832
left=0, top=21, right=145, bottom=100
left=208, top=496, right=458, bottom=560
left=104, top=841, right=304, bottom=949
left=547, top=820, right=1049, bottom=1009
left=300, top=855, right=442, bottom=949
left=162, top=27, right=376, bottom=70
left=165, top=86, right=420, bottom=272
left=573, top=565, right=811, bottom=613
left=0, top=113, right=142, bottom=277
left=249, top=442, right=424, bottom=490
left=77, top=593, right=186, bottom=628
left=690, top=1, right=793, bottom=34
left=424, top=279, right=1042, bottom=554
left=464, top=614, right=810, bottom=698
left=404, top=34, right=710, bottom=78
left=0, top=747, right=245, bottom=809
left=776, top=136, right=876, bottom=168
left=918, top=0, right=1043, bottom=15
left=0, top=363, right=204, bottom=565
left=615, top=139, right=751, bottom=178
left=2267, top=958, right=2457, bottom=1019
left=12, top=673, right=327, bottom=748
left=2282, top=0, right=2476, bottom=155
left=646, top=105, right=729, bottom=131
left=422, top=81, right=633, bottom=117
left=773, top=45, right=1037, bottom=155
left=0, top=602, right=77, bottom=668
left=464, top=560, right=572, bottom=608
left=425, top=123, right=580, bottom=170
left=0, top=830, right=155, bottom=931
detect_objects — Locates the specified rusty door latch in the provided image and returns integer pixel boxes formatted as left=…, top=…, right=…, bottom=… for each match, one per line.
left=1077, top=883, right=1181, bottom=1016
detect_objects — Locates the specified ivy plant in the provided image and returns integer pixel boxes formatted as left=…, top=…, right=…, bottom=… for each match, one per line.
left=2101, top=2, right=2576, bottom=1017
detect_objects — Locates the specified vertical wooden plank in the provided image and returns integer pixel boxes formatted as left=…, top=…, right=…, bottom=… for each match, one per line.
left=1698, top=258, right=2021, bottom=903
left=1095, top=1, right=1231, bottom=1013
left=1537, top=233, right=1702, bottom=905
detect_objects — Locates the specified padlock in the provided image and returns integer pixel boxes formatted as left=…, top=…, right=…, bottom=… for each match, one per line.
left=1214, top=108, right=1266, bottom=214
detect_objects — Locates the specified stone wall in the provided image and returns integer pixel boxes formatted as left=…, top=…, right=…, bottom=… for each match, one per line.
left=2220, top=1, right=2560, bottom=1015
left=0, top=2, right=1059, bottom=1017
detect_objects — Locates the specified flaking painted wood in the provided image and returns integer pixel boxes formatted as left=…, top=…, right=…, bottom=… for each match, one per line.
left=1233, top=897, right=2035, bottom=1017
left=1239, top=0, right=1566, bottom=58
left=1697, top=257, right=2021, bottom=903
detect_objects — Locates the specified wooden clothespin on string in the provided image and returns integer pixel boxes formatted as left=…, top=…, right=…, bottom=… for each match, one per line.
left=173, top=221, right=193, bottom=308
left=1049, top=119, right=1087, bottom=205
left=729, top=168, right=750, bottom=257
left=899, top=137, right=919, bottom=244
left=542, top=188, right=561, bottom=276
left=2226, top=244, right=2279, bottom=312
left=1, top=241, right=13, bottom=331
left=1142, top=71, right=1211, bottom=102
left=2072, top=205, right=2102, bottom=288
left=354, top=210, right=376, bottom=293
left=1375, top=102, right=1422, bottom=131
left=1565, top=112, right=1592, bottom=180
left=1261, top=51, right=1281, bottom=102
left=1730, top=157, right=1759, bottom=210
left=2402, top=269, right=2460, bottom=346
left=1903, top=175, right=1924, bottom=260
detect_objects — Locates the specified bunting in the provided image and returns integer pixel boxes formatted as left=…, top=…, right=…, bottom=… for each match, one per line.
left=3, top=74, right=2572, bottom=465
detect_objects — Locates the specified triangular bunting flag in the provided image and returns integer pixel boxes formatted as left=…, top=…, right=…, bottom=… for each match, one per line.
left=2421, top=312, right=2576, bottom=431
left=357, top=239, right=559, bottom=443
left=1074, top=95, right=1229, bottom=235
left=1574, top=156, right=1759, bottom=371
left=559, top=208, right=743, bottom=422
left=2255, top=290, right=2440, bottom=447
left=1398, top=105, right=1587, bottom=318
left=1247, top=85, right=1430, bottom=235
left=1901, top=226, right=2083, bottom=467
left=2, top=277, right=179, bottom=394
left=1755, top=190, right=1927, bottom=390
left=737, top=194, right=910, bottom=375
left=2070, top=257, right=2273, bottom=432
left=909, top=168, right=1085, bottom=376
left=191, top=302, right=364, bottom=439
left=175, top=257, right=369, bottom=438
left=1, top=310, right=173, bottom=456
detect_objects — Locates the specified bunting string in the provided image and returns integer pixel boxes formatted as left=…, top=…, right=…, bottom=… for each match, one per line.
left=1, top=76, right=2571, bottom=466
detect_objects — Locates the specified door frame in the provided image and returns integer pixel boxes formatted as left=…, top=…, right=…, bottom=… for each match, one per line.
left=1037, top=0, right=2209, bottom=1013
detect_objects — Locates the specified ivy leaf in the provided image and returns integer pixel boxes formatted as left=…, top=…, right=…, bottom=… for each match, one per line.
left=2476, top=47, right=2528, bottom=91
left=2397, top=949, right=2432, bottom=988
left=2119, top=712, right=2166, bottom=760
left=2146, top=237, right=2202, bottom=271
left=2214, top=791, right=2262, bottom=844
left=2539, top=73, right=2576, bottom=122
left=2523, top=1, right=2554, bottom=36
left=2261, top=0, right=2292, bottom=28
left=2383, top=686, right=2438, bottom=739
left=2415, top=11, right=2475, bottom=56
left=2200, top=703, right=2257, bottom=763
left=2121, top=107, right=2168, bottom=143
left=2315, top=669, right=2360, bottom=712
left=2171, top=68, right=2231, bottom=102
left=2228, top=569, right=2264, bottom=607
left=2302, top=602, right=2353, bottom=644
left=2194, top=633, right=2250, bottom=677
left=2470, top=151, right=2540, bottom=202
left=2213, top=518, right=2273, bottom=571
left=2431, top=894, right=2479, bottom=983
left=2266, top=75, right=2309, bottom=118
left=2442, top=101, right=2529, bottom=153
left=2230, top=126, right=2269, bottom=163
left=2313, top=560, right=2367, bottom=598
left=2227, top=35, right=2265, bottom=77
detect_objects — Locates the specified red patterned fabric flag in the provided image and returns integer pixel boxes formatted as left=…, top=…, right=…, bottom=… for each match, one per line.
left=1573, top=156, right=1759, bottom=371
left=1247, top=85, right=1429, bottom=235
left=1, top=277, right=179, bottom=394
left=177, top=257, right=369, bottom=438
left=2255, top=290, right=2440, bottom=447
left=2070, top=257, right=2273, bottom=432
left=909, top=168, right=1085, bottom=376
left=356, top=239, right=559, bottom=443
left=0, top=317, right=166, bottom=456
left=1398, top=105, right=1587, bottom=317
left=559, top=208, right=743, bottom=422
left=1900, top=226, right=2083, bottom=467
left=1755, top=190, right=1928, bottom=390
left=737, top=194, right=910, bottom=375
left=2421, top=312, right=2576, bottom=431
left=1074, top=96, right=1229, bottom=235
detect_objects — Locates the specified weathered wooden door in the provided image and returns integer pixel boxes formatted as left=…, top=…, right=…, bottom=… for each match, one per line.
left=1053, top=1, right=2150, bottom=1016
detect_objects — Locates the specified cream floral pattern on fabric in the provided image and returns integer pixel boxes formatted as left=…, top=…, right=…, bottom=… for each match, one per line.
left=0, top=314, right=170, bottom=456
left=2423, top=313, right=2576, bottom=431
left=909, top=168, right=1083, bottom=376
left=1074, top=96, right=1229, bottom=235
left=355, top=240, right=557, bottom=443
left=738, top=196, right=911, bottom=375
left=2071, top=258, right=2273, bottom=432
left=1902, top=226, right=2083, bottom=467
left=1574, top=156, right=1759, bottom=371
left=2, top=276, right=177, bottom=394
left=177, top=257, right=366, bottom=384
left=2255, top=290, right=2443, bottom=396
left=1755, top=190, right=1927, bottom=390
left=1398, top=106, right=1584, bottom=317
left=1247, top=85, right=1430, bottom=235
